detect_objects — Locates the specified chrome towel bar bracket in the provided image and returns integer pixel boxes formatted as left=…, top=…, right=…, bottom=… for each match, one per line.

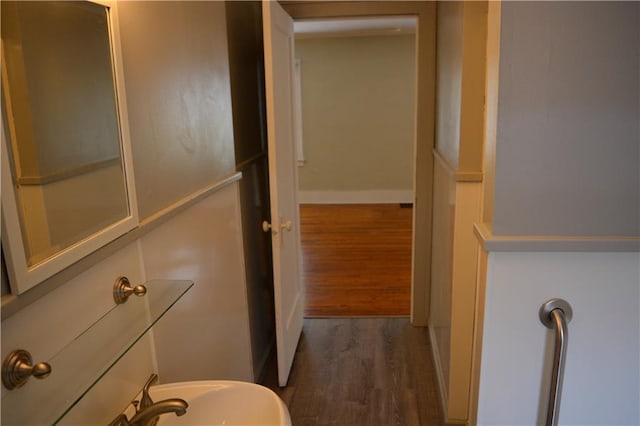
left=2, top=349, right=51, bottom=390
left=113, top=276, right=147, bottom=305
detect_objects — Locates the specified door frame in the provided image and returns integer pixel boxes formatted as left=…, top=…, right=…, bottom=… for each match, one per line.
left=281, top=1, right=436, bottom=325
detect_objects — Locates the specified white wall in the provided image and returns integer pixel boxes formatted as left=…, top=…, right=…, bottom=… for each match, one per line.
left=140, top=183, right=253, bottom=383
left=0, top=181, right=252, bottom=425
left=430, top=2, right=486, bottom=422
left=477, top=252, right=639, bottom=425
left=0, top=241, right=154, bottom=424
left=430, top=155, right=483, bottom=424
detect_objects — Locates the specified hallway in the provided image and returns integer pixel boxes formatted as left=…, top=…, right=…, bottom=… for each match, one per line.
left=262, top=318, right=443, bottom=425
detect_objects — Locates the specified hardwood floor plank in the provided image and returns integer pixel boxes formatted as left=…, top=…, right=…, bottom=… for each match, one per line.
left=300, top=204, right=413, bottom=316
left=262, top=318, right=444, bottom=426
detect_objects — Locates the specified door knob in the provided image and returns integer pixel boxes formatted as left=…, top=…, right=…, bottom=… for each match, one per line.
left=262, top=220, right=275, bottom=233
left=262, top=219, right=293, bottom=233
left=280, top=220, right=292, bottom=232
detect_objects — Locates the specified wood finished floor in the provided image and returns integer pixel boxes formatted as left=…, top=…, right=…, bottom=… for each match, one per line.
left=262, top=318, right=444, bottom=426
left=300, top=204, right=413, bottom=317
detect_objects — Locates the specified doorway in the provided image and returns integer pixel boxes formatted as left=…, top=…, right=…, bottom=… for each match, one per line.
left=292, top=17, right=417, bottom=317
left=281, top=0, right=436, bottom=325
left=260, top=0, right=436, bottom=387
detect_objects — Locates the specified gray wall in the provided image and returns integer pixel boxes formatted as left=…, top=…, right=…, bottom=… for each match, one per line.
left=435, top=2, right=463, bottom=169
left=435, top=1, right=486, bottom=175
left=493, top=1, right=639, bottom=237
left=118, top=1, right=236, bottom=220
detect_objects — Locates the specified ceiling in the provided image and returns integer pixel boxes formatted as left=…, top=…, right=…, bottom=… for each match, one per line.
left=293, top=16, right=417, bottom=38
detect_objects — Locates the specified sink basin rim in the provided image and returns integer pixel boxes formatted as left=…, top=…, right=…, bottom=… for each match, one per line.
left=148, top=380, right=291, bottom=426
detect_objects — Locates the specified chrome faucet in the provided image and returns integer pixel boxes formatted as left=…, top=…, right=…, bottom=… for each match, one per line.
left=127, top=398, right=188, bottom=426
left=108, top=374, right=188, bottom=426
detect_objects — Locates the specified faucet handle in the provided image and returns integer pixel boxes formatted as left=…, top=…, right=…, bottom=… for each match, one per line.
left=143, top=373, right=158, bottom=392
left=140, top=373, right=158, bottom=408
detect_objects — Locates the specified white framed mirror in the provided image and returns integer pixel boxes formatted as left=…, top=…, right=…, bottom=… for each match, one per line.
left=1, top=0, right=138, bottom=295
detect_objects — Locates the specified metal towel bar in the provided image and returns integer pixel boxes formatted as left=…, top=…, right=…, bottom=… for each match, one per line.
left=539, top=299, right=573, bottom=426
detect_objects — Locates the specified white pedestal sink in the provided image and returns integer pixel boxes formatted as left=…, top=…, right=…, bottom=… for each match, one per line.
left=149, top=381, right=291, bottom=426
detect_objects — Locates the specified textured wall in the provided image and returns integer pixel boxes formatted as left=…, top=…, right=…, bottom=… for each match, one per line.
left=435, top=2, right=463, bottom=169
left=435, top=2, right=486, bottom=174
left=118, top=1, right=236, bottom=219
left=493, top=1, right=640, bottom=236
left=295, top=34, right=415, bottom=192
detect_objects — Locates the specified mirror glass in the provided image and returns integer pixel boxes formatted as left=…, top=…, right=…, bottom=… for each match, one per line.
left=1, top=1, right=135, bottom=293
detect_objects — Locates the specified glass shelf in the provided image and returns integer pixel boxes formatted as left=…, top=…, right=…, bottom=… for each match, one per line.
left=1, top=279, right=193, bottom=426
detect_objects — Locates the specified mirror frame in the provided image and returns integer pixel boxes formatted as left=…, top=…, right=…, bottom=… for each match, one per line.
left=0, top=0, right=138, bottom=295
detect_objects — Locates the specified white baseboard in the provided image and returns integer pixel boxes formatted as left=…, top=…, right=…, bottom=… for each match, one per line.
left=297, top=190, right=413, bottom=204
left=429, top=326, right=449, bottom=421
